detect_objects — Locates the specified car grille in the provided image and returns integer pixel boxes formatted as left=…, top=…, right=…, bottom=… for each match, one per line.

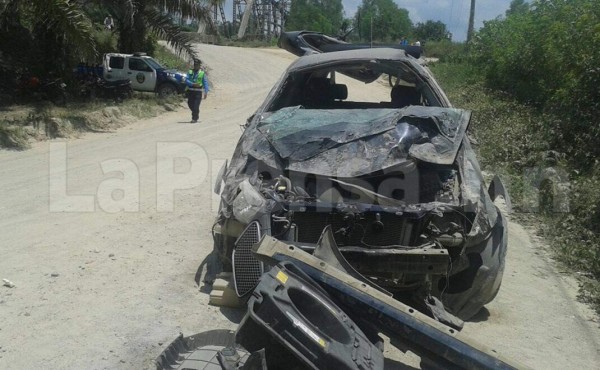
left=292, top=212, right=412, bottom=247
left=233, top=221, right=263, bottom=297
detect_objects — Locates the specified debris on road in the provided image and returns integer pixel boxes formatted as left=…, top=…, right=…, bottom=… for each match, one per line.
left=2, top=279, right=15, bottom=288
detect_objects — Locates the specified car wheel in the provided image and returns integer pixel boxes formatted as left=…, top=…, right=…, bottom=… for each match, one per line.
left=157, top=83, right=178, bottom=99
left=51, top=93, right=67, bottom=107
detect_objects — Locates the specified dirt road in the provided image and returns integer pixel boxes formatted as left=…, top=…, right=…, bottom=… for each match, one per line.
left=0, top=44, right=598, bottom=370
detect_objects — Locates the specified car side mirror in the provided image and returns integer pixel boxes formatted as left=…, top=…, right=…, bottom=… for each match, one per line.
left=243, top=113, right=256, bottom=129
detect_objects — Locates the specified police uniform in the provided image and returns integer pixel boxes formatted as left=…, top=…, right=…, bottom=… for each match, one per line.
left=186, top=69, right=208, bottom=123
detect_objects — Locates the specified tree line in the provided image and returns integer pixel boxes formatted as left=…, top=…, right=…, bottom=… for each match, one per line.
left=0, top=0, right=452, bottom=82
left=454, top=0, right=600, bottom=305
left=471, top=0, right=600, bottom=168
left=286, top=0, right=451, bottom=43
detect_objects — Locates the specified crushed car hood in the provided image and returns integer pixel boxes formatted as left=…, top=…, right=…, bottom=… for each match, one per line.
left=222, top=106, right=496, bottom=242
left=255, top=106, right=470, bottom=173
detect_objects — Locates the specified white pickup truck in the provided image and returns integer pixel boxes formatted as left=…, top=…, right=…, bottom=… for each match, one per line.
left=101, top=53, right=188, bottom=97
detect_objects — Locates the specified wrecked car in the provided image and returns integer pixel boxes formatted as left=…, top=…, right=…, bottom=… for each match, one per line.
left=212, top=32, right=509, bottom=322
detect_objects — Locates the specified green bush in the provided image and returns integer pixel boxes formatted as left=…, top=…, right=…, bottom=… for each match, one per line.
left=92, top=29, right=118, bottom=59
left=423, top=40, right=467, bottom=63
left=152, top=45, right=189, bottom=71
left=431, top=57, right=600, bottom=313
left=471, top=0, right=600, bottom=168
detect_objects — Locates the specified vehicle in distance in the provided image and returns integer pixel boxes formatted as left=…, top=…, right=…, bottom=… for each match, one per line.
left=75, top=52, right=188, bottom=97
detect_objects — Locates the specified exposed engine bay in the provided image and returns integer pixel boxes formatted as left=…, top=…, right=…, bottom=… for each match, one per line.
left=241, top=163, right=466, bottom=287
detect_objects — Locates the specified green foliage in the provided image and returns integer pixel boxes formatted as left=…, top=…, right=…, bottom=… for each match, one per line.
left=152, top=45, right=189, bottom=71
left=471, top=0, right=600, bottom=167
left=506, top=0, right=530, bottom=16
left=0, top=0, right=96, bottom=75
left=0, top=123, right=30, bottom=150
left=354, top=0, right=412, bottom=42
left=92, top=29, right=118, bottom=59
left=413, top=20, right=452, bottom=42
left=286, top=0, right=344, bottom=35
left=431, top=60, right=600, bottom=313
left=423, top=40, right=467, bottom=63
left=0, top=0, right=214, bottom=81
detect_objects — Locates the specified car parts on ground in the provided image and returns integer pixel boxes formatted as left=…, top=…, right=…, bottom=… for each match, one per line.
left=156, top=236, right=526, bottom=369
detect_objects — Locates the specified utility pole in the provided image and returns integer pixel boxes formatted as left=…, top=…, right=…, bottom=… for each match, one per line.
left=370, top=16, right=373, bottom=48
left=467, top=0, right=476, bottom=42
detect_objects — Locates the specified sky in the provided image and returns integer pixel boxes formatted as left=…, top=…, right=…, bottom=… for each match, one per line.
left=342, top=0, right=515, bottom=41
left=221, top=0, right=516, bottom=42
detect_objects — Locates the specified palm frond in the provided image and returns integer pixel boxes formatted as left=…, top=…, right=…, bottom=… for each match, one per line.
left=155, top=0, right=219, bottom=20
left=144, top=7, right=197, bottom=61
left=0, top=0, right=20, bottom=31
left=36, top=0, right=97, bottom=59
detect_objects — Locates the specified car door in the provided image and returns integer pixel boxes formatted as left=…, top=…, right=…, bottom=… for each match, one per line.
left=105, top=55, right=126, bottom=81
left=127, top=57, right=156, bottom=91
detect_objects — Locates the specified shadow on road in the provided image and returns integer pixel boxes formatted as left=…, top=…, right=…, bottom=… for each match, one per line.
left=194, top=249, right=220, bottom=287
left=469, top=307, right=491, bottom=323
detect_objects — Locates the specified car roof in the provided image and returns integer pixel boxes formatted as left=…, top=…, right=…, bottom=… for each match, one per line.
left=288, top=48, right=422, bottom=71
left=105, top=53, right=152, bottom=59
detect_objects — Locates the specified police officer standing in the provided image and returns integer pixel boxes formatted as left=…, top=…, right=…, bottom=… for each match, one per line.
left=186, top=59, right=209, bottom=123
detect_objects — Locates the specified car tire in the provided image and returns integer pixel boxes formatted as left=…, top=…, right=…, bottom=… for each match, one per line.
left=50, top=92, right=67, bottom=107
left=157, top=83, right=178, bottom=99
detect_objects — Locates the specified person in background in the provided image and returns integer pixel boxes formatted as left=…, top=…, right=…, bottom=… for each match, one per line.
left=103, top=15, right=114, bottom=31
left=185, top=59, right=209, bottom=123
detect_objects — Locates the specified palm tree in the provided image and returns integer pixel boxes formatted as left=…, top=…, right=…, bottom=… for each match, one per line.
left=101, top=0, right=216, bottom=59
left=0, top=0, right=214, bottom=76
left=0, top=0, right=96, bottom=73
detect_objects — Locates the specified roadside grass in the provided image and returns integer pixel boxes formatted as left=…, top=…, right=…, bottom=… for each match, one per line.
left=430, top=62, right=600, bottom=314
left=422, top=40, right=468, bottom=63
left=153, top=44, right=190, bottom=71
left=217, top=39, right=278, bottom=48
left=0, top=45, right=186, bottom=151
left=0, top=96, right=183, bottom=150
left=0, top=124, right=30, bottom=149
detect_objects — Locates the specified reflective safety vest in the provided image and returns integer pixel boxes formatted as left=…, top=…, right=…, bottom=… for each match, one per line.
left=187, top=69, right=205, bottom=91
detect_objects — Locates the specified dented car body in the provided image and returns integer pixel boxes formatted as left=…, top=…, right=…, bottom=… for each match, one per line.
left=213, top=36, right=508, bottom=321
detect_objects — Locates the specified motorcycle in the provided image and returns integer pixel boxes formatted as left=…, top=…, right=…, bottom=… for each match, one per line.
left=80, top=76, right=133, bottom=103
left=16, top=75, right=68, bottom=106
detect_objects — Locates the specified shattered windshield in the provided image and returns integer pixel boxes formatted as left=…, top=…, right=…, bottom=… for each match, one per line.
left=256, top=106, right=470, bottom=165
